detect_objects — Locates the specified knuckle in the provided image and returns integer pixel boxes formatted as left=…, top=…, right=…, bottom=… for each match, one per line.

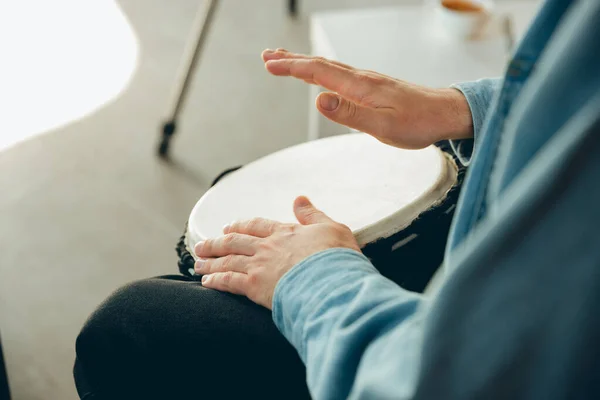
left=266, top=221, right=276, bottom=232
left=364, top=71, right=386, bottom=84
left=353, top=71, right=372, bottom=83
left=201, top=239, right=212, bottom=253
left=352, top=72, right=380, bottom=103
left=247, top=270, right=260, bottom=286
left=257, top=240, right=273, bottom=252
left=246, top=218, right=259, bottom=231
left=278, top=223, right=296, bottom=233
left=355, top=71, right=384, bottom=85
left=311, top=58, right=328, bottom=68
left=219, top=255, right=232, bottom=270
left=223, top=271, right=234, bottom=284
left=223, top=233, right=238, bottom=246
left=203, top=258, right=214, bottom=273
left=250, top=217, right=263, bottom=226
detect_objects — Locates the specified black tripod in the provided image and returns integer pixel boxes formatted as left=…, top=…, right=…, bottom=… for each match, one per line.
left=157, top=0, right=299, bottom=158
left=0, top=333, right=10, bottom=400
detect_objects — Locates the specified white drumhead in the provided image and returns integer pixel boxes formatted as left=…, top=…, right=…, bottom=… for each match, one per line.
left=187, top=133, right=456, bottom=252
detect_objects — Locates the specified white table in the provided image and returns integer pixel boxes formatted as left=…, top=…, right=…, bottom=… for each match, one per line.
left=308, top=1, right=541, bottom=140
left=294, top=0, right=418, bottom=16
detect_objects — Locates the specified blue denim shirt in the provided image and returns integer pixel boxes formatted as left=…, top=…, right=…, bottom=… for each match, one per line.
left=273, top=1, right=600, bottom=398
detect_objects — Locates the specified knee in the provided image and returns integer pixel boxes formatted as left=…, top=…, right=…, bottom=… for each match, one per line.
left=73, top=280, right=151, bottom=398
left=75, top=279, right=183, bottom=398
left=76, top=279, right=159, bottom=357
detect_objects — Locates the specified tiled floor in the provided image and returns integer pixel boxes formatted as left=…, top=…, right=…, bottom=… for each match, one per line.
left=0, top=1, right=309, bottom=398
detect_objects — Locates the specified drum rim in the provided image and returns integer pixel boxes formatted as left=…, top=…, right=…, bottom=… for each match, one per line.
left=353, top=151, right=458, bottom=245
left=177, top=142, right=466, bottom=289
left=183, top=150, right=458, bottom=261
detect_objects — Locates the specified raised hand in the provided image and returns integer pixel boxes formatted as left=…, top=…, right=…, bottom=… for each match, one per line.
left=262, top=49, right=473, bottom=149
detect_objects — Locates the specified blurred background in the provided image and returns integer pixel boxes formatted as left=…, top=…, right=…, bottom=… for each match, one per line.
left=0, top=0, right=539, bottom=399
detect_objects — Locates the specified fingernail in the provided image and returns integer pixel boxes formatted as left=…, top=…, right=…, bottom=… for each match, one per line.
left=202, top=275, right=211, bottom=284
left=194, top=259, right=205, bottom=272
left=295, top=196, right=311, bottom=207
left=194, top=241, right=205, bottom=255
left=320, top=94, right=339, bottom=111
left=264, top=48, right=274, bottom=54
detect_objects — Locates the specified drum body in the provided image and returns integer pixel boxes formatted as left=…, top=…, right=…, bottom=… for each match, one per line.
left=177, top=134, right=464, bottom=292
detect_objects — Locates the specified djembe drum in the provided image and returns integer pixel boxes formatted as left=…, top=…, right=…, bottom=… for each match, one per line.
left=177, top=133, right=463, bottom=292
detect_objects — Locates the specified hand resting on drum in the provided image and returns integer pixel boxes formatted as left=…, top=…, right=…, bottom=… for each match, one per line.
left=262, top=48, right=473, bottom=149
left=193, top=196, right=360, bottom=309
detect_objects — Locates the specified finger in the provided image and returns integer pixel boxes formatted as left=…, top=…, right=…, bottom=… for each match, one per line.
left=293, top=196, right=334, bottom=225
left=265, top=58, right=375, bottom=104
left=223, top=217, right=284, bottom=237
left=261, top=48, right=290, bottom=62
left=262, top=49, right=354, bottom=70
left=194, top=254, right=249, bottom=275
left=195, top=233, right=258, bottom=258
left=201, top=272, right=249, bottom=296
left=316, top=92, right=393, bottom=138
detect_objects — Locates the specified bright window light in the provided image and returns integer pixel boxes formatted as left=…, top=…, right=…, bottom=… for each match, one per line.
left=0, top=0, right=139, bottom=152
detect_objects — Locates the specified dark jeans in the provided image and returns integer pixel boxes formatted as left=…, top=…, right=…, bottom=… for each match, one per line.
left=74, top=275, right=310, bottom=400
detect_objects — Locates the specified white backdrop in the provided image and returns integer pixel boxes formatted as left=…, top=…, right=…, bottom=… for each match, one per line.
left=0, top=0, right=139, bottom=152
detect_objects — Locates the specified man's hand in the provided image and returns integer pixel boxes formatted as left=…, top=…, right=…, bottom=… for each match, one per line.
left=194, top=196, right=360, bottom=309
left=262, top=48, right=473, bottom=149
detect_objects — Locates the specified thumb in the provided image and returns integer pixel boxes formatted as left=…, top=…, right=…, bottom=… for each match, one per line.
left=293, top=196, right=333, bottom=225
left=316, top=92, right=388, bottom=136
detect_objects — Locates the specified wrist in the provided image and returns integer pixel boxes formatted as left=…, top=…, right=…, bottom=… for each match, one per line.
left=433, top=88, right=474, bottom=141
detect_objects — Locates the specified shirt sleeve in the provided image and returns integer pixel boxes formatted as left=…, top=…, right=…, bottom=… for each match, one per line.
left=272, top=248, right=425, bottom=399
left=272, top=103, right=600, bottom=399
left=449, top=78, right=502, bottom=165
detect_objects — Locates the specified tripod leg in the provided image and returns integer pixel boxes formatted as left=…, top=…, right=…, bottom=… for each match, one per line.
left=288, top=0, right=298, bottom=17
left=158, top=121, right=176, bottom=157
left=0, top=333, right=10, bottom=400
left=158, top=0, right=219, bottom=158
left=288, top=0, right=298, bottom=16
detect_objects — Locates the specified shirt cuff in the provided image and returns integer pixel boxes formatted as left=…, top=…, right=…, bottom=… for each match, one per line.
left=272, top=248, right=377, bottom=360
left=449, top=78, right=502, bottom=166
